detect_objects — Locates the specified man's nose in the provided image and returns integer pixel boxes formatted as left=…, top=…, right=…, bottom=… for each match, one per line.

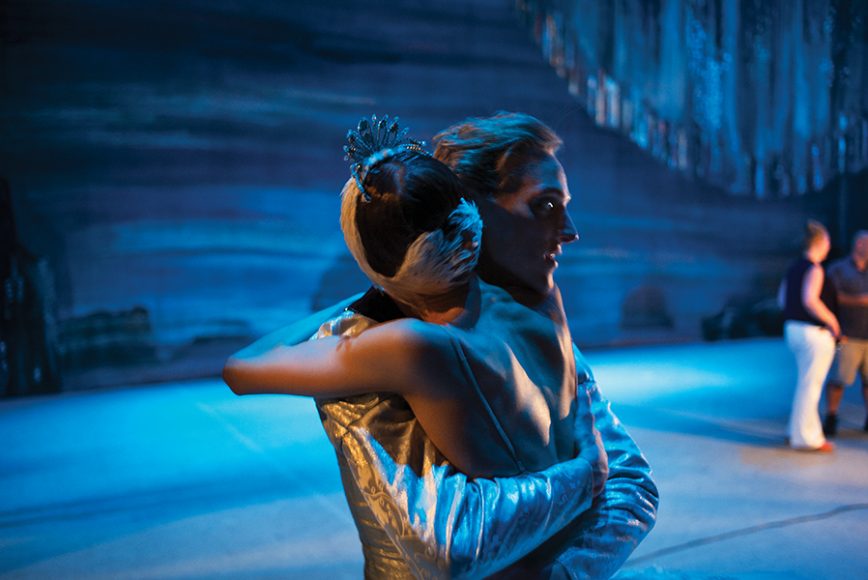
left=559, top=212, right=579, bottom=244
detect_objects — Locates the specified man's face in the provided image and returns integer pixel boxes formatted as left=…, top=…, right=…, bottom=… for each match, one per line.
left=476, top=153, right=578, bottom=296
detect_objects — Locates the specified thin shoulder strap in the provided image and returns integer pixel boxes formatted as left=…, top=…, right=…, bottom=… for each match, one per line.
left=440, top=326, right=526, bottom=473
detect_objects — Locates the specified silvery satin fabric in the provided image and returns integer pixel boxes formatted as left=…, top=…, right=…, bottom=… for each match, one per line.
left=310, top=310, right=657, bottom=579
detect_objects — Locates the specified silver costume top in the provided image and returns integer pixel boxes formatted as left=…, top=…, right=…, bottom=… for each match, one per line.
left=298, top=295, right=658, bottom=579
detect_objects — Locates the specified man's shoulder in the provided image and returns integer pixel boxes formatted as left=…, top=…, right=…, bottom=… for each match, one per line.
left=828, top=257, right=855, bottom=274
left=827, top=258, right=868, bottom=287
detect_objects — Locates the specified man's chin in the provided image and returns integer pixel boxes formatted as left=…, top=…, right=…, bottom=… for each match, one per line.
left=477, top=264, right=554, bottom=298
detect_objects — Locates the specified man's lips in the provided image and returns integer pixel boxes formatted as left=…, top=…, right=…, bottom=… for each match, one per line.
left=543, top=246, right=562, bottom=267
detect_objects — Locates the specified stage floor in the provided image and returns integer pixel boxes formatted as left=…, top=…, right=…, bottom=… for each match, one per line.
left=1, top=338, right=866, bottom=579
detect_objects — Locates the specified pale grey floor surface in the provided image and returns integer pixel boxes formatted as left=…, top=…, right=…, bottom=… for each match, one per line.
left=1, top=338, right=866, bottom=579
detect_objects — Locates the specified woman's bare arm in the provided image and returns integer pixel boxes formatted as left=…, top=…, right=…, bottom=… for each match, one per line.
left=223, top=319, right=430, bottom=398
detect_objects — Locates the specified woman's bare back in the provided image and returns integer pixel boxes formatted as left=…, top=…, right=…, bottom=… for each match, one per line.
left=401, top=279, right=577, bottom=477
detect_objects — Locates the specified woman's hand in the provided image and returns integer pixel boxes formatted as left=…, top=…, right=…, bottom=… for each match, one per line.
left=574, top=386, right=608, bottom=496
left=827, top=319, right=841, bottom=339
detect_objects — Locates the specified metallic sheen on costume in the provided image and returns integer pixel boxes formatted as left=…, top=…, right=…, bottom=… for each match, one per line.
left=310, top=307, right=658, bottom=579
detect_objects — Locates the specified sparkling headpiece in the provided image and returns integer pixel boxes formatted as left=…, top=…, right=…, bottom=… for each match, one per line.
left=340, top=115, right=483, bottom=312
left=344, top=114, right=428, bottom=200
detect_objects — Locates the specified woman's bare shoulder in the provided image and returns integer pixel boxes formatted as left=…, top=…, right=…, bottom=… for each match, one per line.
left=366, top=319, right=464, bottom=393
left=372, top=318, right=453, bottom=356
left=805, top=262, right=825, bottom=282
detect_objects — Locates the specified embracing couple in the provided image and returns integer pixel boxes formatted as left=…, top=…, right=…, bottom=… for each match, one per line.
left=223, top=112, right=658, bottom=579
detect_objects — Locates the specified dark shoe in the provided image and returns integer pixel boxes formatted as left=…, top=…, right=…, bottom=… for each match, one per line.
left=863, top=416, right=868, bottom=432
left=823, top=413, right=839, bottom=437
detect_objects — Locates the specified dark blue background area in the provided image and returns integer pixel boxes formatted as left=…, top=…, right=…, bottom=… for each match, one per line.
left=1, top=0, right=861, bottom=391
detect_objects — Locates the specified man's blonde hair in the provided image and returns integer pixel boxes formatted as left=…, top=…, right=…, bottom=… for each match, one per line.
left=433, top=112, right=562, bottom=199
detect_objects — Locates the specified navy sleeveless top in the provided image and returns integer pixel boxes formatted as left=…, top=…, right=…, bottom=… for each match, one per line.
left=783, top=257, right=836, bottom=326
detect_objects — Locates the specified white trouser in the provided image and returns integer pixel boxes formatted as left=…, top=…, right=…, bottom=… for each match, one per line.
left=785, top=321, right=836, bottom=448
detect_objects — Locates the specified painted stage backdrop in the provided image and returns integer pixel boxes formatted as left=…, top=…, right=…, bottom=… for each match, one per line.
left=2, top=0, right=866, bottom=394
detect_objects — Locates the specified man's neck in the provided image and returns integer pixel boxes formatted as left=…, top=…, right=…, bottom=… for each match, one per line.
left=478, top=275, right=556, bottom=310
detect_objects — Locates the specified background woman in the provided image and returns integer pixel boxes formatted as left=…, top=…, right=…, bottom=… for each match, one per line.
left=779, top=220, right=840, bottom=452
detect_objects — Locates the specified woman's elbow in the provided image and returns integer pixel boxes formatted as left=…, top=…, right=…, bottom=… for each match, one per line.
left=802, top=297, right=823, bottom=314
